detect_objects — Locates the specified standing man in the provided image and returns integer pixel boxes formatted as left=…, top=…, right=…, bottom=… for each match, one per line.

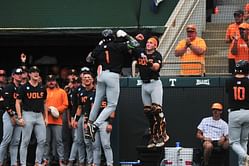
left=0, top=68, right=23, bottom=166
left=175, top=24, right=207, bottom=76
left=85, top=29, right=139, bottom=140
left=230, top=22, right=249, bottom=62
left=196, top=102, right=229, bottom=166
left=133, top=35, right=169, bottom=148
left=225, top=10, right=244, bottom=73
left=43, top=75, right=68, bottom=166
left=15, top=66, right=47, bottom=166
left=225, top=60, right=249, bottom=166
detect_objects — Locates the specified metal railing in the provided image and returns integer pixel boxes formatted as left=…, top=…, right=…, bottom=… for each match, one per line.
left=131, top=61, right=205, bottom=77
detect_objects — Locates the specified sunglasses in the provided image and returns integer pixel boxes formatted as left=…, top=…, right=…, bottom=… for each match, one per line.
left=0, top=73, right=6, bottom=76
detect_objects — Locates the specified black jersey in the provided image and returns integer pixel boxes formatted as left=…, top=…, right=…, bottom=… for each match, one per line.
left=78, top=87, right=95, bottom=118
left=0, top=86, right=5, bottom=110
left=134, top=48, right=162, bottom=81
left=17, top=82, right=47, bottom=113
left=225, top=77, right=249, bottom=110
left=2, top=83, right=18, bottom=113
left=91, top=40, right=129, bottom=74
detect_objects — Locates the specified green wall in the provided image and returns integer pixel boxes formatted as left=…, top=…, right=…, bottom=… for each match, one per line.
left=0, top=0, right=178, bottom=29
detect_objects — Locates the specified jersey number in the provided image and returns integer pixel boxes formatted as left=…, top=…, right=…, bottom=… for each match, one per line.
left=233, top=86, right=245, bottom=101
left=105, top=50, right=110, bottom=64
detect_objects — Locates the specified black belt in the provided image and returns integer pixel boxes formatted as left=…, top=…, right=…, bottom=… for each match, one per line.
left=230, top=108, right=249, bottom=111
left=103, top=69, right=120, bottom=74
left=142, top=78, right=159, bottom=83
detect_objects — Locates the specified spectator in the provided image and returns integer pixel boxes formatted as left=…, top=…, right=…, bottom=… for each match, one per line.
left=196, top=102, right=229, bottom=166
left=43, top=75, right=68, bottom=166
left=225, top=60, right=249, bottom=166
left=244, top=3, right=249, bottom=22
left=225, top=10, right=244, bottom=73
left=175, top=24, right=207, bottom=76
left=230, top=22, right=249, bottom=62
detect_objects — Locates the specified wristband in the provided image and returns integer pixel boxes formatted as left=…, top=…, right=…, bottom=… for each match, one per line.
left=75, top=115, right=80, bottom=122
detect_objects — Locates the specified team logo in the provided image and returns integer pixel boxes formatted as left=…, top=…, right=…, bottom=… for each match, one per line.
left=169, top=78, right=177, bottom=86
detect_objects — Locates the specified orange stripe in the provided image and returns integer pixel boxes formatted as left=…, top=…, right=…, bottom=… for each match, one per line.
left=105, top=50, right=110, bottom=64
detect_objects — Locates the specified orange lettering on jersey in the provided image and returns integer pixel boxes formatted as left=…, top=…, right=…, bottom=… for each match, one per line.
left=105, top=50, right=110, bottom=64
left=81, top=96, right=88, bottom=103
left=138, top=58, right=147, bottom=66
left=27, top=92, right=44, bottom=99
left=233, top=86, right=246, bottom=101
left=13, top=93, right=17, bottom=99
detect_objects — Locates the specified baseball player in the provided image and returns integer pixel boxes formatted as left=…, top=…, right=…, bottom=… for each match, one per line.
left=133, top=35, right=169, bottom=148
left=0, top=68, right=23, bottom=166
left=92, top=98, right=115, bottom=166
left=85, top=29, right=139, bottom=141
left=15, top=66, right=47, bottom=166
left=72, top=71, right=95, bottom=166
left=225, top=60, right=249, bottom=166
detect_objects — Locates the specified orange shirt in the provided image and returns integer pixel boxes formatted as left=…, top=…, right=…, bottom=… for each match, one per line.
left=226, top=23, right=240, bottom=59
left=175, top=37, right=207, bottom=76
left=46, top=88, right=68, bottom=125
left=231, top=38, right=249, bottom=62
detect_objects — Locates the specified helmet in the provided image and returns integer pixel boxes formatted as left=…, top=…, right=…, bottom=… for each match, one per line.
left=101, top=29, right=114, bottom=41
left=235, top=60, right=249, bottom=74
left=211, top=103, right=223, bottom=110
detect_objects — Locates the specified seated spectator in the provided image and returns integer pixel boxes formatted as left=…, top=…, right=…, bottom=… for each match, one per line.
left=196, top=102, right=229, bottom=166
left=175, top=24, right=207, bottom=76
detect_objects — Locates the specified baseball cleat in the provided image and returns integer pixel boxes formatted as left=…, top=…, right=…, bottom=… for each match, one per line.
left=87, top=123, right=98, bottom=142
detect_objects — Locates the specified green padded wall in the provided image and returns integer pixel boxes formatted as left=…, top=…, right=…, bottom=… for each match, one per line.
left=0, top=0, right=178, bottom=29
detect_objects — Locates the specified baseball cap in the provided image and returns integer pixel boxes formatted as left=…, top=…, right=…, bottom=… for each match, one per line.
left=234, top=10, right=244, bottom=17
left=46, top=74, right=56, bottom=82
left=211, top=103, right=223, bottom=111
left=29, top=66, right=40, bottom=73
left=186, top=24, right=197, bottom=32
left=239, top=22, right=249, bottom=29
left=12, top=68, right=23, bottom=75
left=80, top=67, right=90, bottom=74
left=69, top=69, right=78, bottom=75
left=20, top=66, right=28, bottom=73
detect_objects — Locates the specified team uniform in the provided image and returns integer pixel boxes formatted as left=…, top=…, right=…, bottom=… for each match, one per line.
left=134, top=47, right=169, bottom=148
left=86, top=29, right=138, bottom=139
left=77, top=85, right=95, bottom=165
left=16, top=81, right=47, bottom=165
left=68, top=84, right=86, bottom=165
left=225, top=60, right=249, bottom=166
left=92, top=98, right=114, bottom=166
left=0, top=82, right=22, bottom=165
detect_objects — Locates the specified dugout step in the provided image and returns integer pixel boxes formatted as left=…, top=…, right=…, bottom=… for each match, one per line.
left=136, top=146, right=164, bottom=166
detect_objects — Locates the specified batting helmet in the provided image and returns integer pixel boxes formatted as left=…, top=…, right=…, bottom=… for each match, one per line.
left=235, top=60, right=249, bottom=74
left=211, top=103, right=223, bottom=110
left=102, top=29, right=114, bottom=41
